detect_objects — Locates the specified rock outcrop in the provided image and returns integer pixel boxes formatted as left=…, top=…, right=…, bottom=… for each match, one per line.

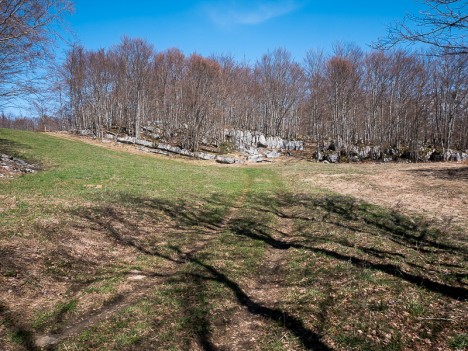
left=0, top=154, right=37, bottom=178
left=315, top=141, right=468, bottom=163
left=215, top=156, right=242, bottom=164
left=226, top=129, right=304, bottom=151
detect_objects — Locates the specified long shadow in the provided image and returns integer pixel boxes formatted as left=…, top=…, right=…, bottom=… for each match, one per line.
left=77, top=206, right=186, bottom=265
left=117, top=193, right=231, bottom=231
left=407, top=166, right=468, bottom=181
left=84, top=191, right=467, bottom=302
left=182, top=252, right=332, bottom=351
left=25, top=188, right=465, bottom=349
left=229, top=218, right=468, bottom=301
left=0, top=301, right=39, bottom=351
left=181, top=272, right=218, bottom=351
left=0, top=137, right=32, bottom=156
left=74, top=199, right=332, bottom=351
left=252, top=192, right=467, bottom=256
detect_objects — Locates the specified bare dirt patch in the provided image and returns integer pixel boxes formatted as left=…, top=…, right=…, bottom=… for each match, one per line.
left=291, top=162, right=468, bottom=229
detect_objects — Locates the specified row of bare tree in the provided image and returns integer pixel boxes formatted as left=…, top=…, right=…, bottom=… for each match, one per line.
left=56, top=38, right=467, bottom=154
left=0, top=113, right=62, bottom=131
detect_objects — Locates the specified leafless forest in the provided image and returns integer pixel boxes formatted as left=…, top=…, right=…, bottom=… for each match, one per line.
left=54, top=40, right=467, bottom=157
left=1, top=0, right=467, bottom=159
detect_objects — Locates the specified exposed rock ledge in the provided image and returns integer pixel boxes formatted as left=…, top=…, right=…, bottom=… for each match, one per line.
left=0, top=154, right=38, bottom=178
left=114, top=136, right=245, bottom=164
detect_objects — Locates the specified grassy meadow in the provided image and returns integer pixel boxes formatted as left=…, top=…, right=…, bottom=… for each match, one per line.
left=0, top=128, right=466, bottom=351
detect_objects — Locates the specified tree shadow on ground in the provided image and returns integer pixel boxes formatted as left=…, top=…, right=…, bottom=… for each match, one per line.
left=4, top=188, right=466, bottom=350
left=230, top=217, right=467, bottom=301
left=71, top=196, right=332, bottom=351
left=0, top=301, right=39, bottom=351
left=253, top=192, right=467, bottom=256
left=0, top=138, right=34, bottom=162
left=406, top=166, right=468, bottom=181
left=246, top=192, right=467, bottom=300
left=71, top=190, right=466, bottom=346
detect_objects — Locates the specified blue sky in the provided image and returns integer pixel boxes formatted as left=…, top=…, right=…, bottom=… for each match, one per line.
left=66, top=0, right=423, bottom=62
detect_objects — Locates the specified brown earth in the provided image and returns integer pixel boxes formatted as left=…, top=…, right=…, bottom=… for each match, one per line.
left=1, top=134, right=466, bottom=351
left=289, top=162, right=468, bottom=230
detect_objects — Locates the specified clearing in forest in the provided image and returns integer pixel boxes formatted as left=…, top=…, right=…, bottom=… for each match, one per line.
left=0, top=129, right=466, bottom=351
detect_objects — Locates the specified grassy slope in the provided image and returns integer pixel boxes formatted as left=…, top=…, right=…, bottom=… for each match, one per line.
left=0, top=129, right=466, bottom=351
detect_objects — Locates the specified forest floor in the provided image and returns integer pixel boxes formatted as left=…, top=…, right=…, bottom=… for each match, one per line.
left=0, top=128, right=467, bottom=351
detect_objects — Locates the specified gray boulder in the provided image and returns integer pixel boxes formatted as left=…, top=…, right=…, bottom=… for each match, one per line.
left=77, top=129, right=94, bottom=136
left=135, top=139, right=153, bottom=148
left=194, top=152, right=216, bottom=160
left=246, top=147, right=259, bottom=155
left=247, top=155, right=265, bottom=163
left=325, top=153, right=340, bottom=163
left=244, top=131, right=253, bottom=145
left=216, top=156, right=240, bottom=164
left=313, top=151, right=324, bottom=161
left=283, top=140, right=304, bottom=151
left=117, top=136, right=135, bottom=144
left=156, top=143, right=195, bottom=157
left=265, top=150, right=280, bottom=158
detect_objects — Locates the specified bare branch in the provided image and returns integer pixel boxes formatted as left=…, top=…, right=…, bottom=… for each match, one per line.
left=373, top=0, right=467, bottom=55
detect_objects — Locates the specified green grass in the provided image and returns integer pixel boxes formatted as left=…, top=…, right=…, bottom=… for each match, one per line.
left=0, top=128, right=466, bottom=351
left=0, top=129, right=246, bottom=201
left=450, top=333, right=468, bottom=350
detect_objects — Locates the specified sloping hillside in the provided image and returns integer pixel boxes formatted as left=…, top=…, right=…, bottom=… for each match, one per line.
left=0, top=129, right=466, bottom=351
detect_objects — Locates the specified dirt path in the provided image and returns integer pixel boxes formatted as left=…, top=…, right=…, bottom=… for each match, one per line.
left=215, top=197, right=330, bottom=350
left=34, top=279, right=158, bottom=348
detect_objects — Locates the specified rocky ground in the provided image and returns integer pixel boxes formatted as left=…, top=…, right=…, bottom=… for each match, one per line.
left=0, top=154, right=37, bottom=179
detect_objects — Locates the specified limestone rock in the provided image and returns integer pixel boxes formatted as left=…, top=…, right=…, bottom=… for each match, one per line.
left=265, top=150, right=280, bottom=158
left=325, top=153, right=339, bottom=163
left=117, top=136, right=135, bottom=144
left=135, top=139, right=153, bottom=148
left=313, top=151, right=324, bottom=161
left=194, top=152, right=216, bottom=160
left=247, top=155, right=265, bottom=163
left=77, top=129, right=94, bottom=136
left=257, top=135, right=267, bottom=147
left=216, top=156, right=240, bottom=164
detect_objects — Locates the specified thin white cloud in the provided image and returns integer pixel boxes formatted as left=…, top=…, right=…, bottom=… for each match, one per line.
left=206, top=1, right=305, bottom=27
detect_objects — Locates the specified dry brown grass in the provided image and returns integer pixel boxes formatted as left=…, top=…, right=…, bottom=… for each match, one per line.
left=1, top=131, right=466, bottom=351
left=279, top=161, right=468, bottom=230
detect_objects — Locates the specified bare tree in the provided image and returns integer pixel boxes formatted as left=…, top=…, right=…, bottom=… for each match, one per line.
left=0, top=0, right=73, bottom=106
left=428, top=53, right=468, bottom=157
left=324, top=44, right=363, bottom=148
left=113, top=37, right=154, bottom=138
left=375, top=0, right=467, bottom=55
left=255, top=48, right=305, bottom=137
left=303, top=49, right=326, bottom=155
left=57, top=38, right=467, bottom=158
left=153, top=48, right=185, bottom=137
left=180, top=54, right=222, bottom=151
